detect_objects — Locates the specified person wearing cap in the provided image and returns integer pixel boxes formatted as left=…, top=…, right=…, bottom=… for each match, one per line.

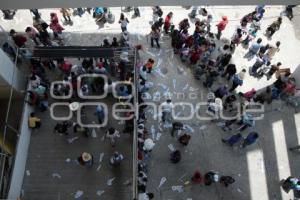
left=78, top=152, right=93, bottom=167
left=216, top=16, right=228, bottom=40
left=110, top=152, right=124, bottom=166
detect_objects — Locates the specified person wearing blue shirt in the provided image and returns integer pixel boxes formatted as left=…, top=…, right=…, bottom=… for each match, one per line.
left=222, top=133, right=243, bottom=146
left=242, top=132, right=259, bottom=148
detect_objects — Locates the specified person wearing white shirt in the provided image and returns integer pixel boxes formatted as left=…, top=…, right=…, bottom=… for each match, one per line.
left=160, top=99, right=174, bottom=122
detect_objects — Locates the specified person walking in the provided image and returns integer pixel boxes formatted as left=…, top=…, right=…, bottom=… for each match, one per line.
left=149, top=26, right=161, bottom=48
left=216, top=16, right=228, bottom=40
left=78, top=152, right=93, bottom=167
left=105, top=127, right=120, bottom=147
left=95, top=105, right=106, bottom=124
left=164, top=12, right=173, bottom=34
left=281, top=176, right=300, bottom=193
left=245, top=38, right=262, bottom=58
left=60, top=8, right=72, bottom=24
left=265, top=17, right=282, bottom=38
left=229, top=69, right=246, bottom=92
left=119, top=13, right=129, bottom=32
left=266, top=62, right=281, bottom=80
left=25, top=27, right=40, bottom=45
left=110, top=151, right=124, bottom=166
left=144, top=58, right=155, bottom=73
left=222, top=64, right=237, bottom=80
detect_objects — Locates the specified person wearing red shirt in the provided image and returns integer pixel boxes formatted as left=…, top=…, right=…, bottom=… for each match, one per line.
left=163, top=12, right=173, bottom=34
left=216, top=16, right=228, bottom=40
left=50, top=13, right=64, bottom=39
left=9, top=29, right=27, bottom=48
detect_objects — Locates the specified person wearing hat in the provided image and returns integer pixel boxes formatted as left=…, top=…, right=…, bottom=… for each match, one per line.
left=216, top=16, right=228, bottom=40
left=78, top=152, right=93, bottom=167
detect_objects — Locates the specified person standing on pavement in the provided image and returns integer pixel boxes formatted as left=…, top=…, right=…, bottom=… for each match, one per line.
left=216, top=16, right=228, bottom=40
left=50, top=13, right=64, bottom=39
left=160, top=99, right=174, bottom=123
left=229, top=69, right=246, bottom=92
left=60, top=8, right=72, bottom=24
left=164, top=12, right=173, bottom=34
left=25, top=27, right=40, bottom=45
left=149, top=26, right=161, bottom=48
left=95, top=105, right=105, bottom=124
left=105, top=127, right=120, bottom=147
left=119, top=13, right=129, bottom=32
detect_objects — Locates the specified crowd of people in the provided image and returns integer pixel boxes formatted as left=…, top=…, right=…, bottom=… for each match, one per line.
left=1, top=5, right=300, bottom=199
left=136, top=5, right=300, bottom=199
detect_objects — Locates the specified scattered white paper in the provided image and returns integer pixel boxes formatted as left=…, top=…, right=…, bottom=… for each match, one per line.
left=189, top=87, right=198, bottom=92
left=156, top=132, right=162, bottom=141
left=157, top=58, right=163, bottom=67
left=52, top=173, right=62, bottom=179
left=107, top=177, right=116, bottom=186
left=187, top=198, right=192, bottom=200
left=157, top=83, right=168, bottom=90
left=168, top=144, right=175, bottom=152
left=182, top=83, right=189, bottom=91
left=67, top=137, right=79, bottom=144
left=99, top=153, right=105, bottom=163
left=146, top=82, right=154, bottom=87
left=96, top=164, right=102, bottom=171
left=175, top=112, right=182, bottom=118
left=237, top=188, right=243, bottom=193
left=184, top=125, right=195, bottom=133
left=151, top=125, right=156, bottom=140
left=101, top=135, right=105, bottom=141
left=158, top=177, right=167, bottom=188
left=74, top=190, right=83, bottom=199
left=199, top=125, right=207, bottom=130
left=146, top=51, right=155, bottom=57
left=96, top=190, right=105, bottom=196
left=123, top=179, right=131, bottom=185
left=26, top=170, right=30, bottom=176
left=173, top=79, right=176, bottom=89
left=91, top=128, right=97, bottom=138
left=65, top=158, right=71, bottom=163
left=172, top=185, right=184, bottom=193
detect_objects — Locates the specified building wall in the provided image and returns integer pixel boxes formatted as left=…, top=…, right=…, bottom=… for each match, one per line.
left=7, top=95, right=32, bottom=199
left=0, top=0, right=295, bottom=9
left=0, top=49, right=24, bottom=96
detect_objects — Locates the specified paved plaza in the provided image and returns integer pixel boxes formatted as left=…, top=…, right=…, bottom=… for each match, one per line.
left=1, top=6, right=300, bottom=200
